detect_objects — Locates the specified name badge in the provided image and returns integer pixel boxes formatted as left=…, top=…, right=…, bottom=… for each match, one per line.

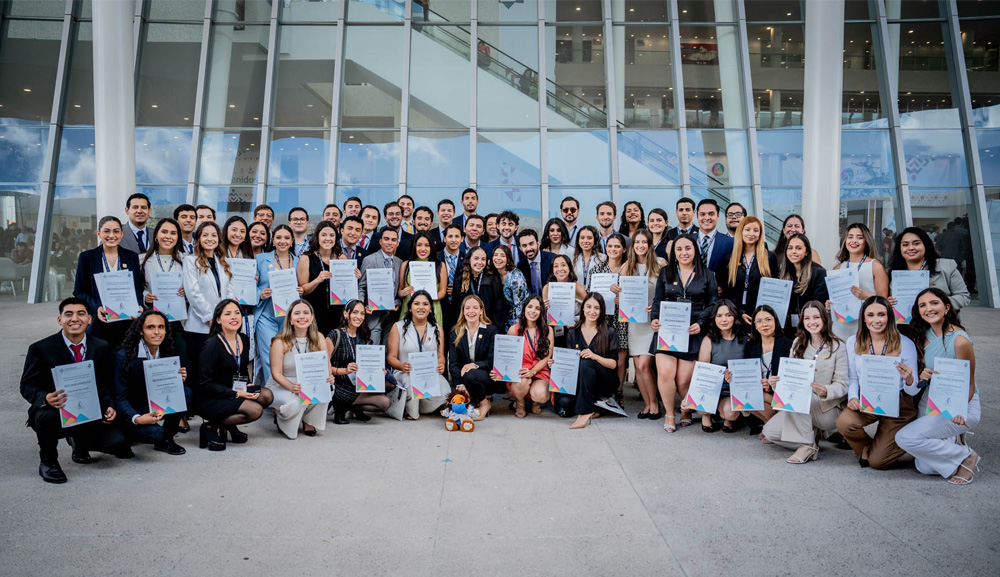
left=232, top=378, right=249, bottom=392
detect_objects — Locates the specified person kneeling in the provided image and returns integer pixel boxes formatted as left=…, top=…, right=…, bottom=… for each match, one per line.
left=266, top=300, right=332, bottom=438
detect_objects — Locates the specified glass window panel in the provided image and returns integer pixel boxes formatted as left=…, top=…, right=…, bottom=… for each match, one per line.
left=477, top=0, right=538, bottom=23
left=958, top=0, right=1000, bottom=18
left=686, top=130, right=750, bottom=187
left=406, top=185, right=461, bottom=219
left=678, top=0, right=736, bottom=23
left=268, top=129, right=331, bottom=185
left=689, top=186, right=754, bottom=209
left=477, top=131, right=541, bottom=186
left=203, top=24, right=269, bottom=128
left=978, top=128, right=1000, bottom=186
left=477, top=26, right=539, bottom=128
left=746, top=23, right=804, bottom=128
left=8, top=0, right=65, bottom=18
left=79, top=0, right=141, bottom=19
left=55, top=128, right=95, bottom=185
left=195, top=185, right=255, bottom=222
left=744, top=0, right=802, bottom=22
left=985, top=187, right=1000, bottom=291
left=214, top=0, right=272, bottom=22
left=0, top=20, right=63, bottom=126
left=839, top=187, right=898, bottom=256
left=841, top=23, right=882, bottom=127
left=962, top=19, right=1000, bottom=128
left=414, top=0, right=469, bottom=22
left=910, top=188, right=982, bottom=299
left=336, top=185, right=398, bottom=208
left=844, top=0, right=872, bottom=20
left=546, top=187, right=610, bottom=227
left=149, top=0, right=207, bottom=20
left=890, top=21, right=959, bottom=129
left=617, top=130, right=680, bottom=186
left=341, top=25, right=404, bottom=128
left=756, top=129, right=802, bottom=187
left=280, top=0, right=341, bottom=22
left=609, top=0, right=667, bottom=23
left=138, top=186, right=189, bottom=220
left=546, top=130, right=610, bottom=185
left=273, top=25, right=338, bottom=127
left=63, top=22, right=94, bottom=127
left=680, top=25, right=745, bottom=129
left=760, top=187, right=801, bottom=245
left=0, top=126, right=48, bottom=183
left=888, top=1, right=940, bottom=19
left=619, top=187, right=683, bottom=221
left=265, top=186, right=328, bottom=221
left=137, top=24, right=202, bottom=127
left=346, top=0, right=406, bottom=22
left=0, top=183, right=40, bottom=302
left=613, top=24, right=674, bottom=128
left=135, top=127, right=194, bottom=185
left=543, top=0, right=602, bottom=23
left=547, top=26, right=607, bottom=128
left=901, top=130, right=969, bottom=187
left=407, top=131, right=470, bottom=185
left=198, top=129, right=262, bottom=185
left=840, top=130, right=896, bottom=189
left=42, top=185, right=96, bottom=303
left=476, top=186, right=542, bottom=231
left=410, top=25, right=470, bottom=129
left=337, top=130, right=399, bottom=185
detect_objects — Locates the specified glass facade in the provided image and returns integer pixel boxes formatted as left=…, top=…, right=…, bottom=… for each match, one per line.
left=0, top=0, right=996, bottom=306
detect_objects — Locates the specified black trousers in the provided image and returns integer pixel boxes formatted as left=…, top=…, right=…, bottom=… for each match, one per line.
left=575, top=358, right=618, bottom=415
left=184, top=331, right=209, bottom=385
left=455, top=368, right=495, bottom=405
left=30, top=406, right=128, bottom=461
left=124, top=386, right=192, bottom=444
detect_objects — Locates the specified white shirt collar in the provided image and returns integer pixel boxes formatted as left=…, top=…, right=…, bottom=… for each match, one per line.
left=379, top=250, right=394, bottom=261
left=62, top=333, right=87, bottom=357
left=699, top=228, right=718, bottom=240
left=137, top=339, right=160, bottom=360
left=128, top=221, right=146, bottom=236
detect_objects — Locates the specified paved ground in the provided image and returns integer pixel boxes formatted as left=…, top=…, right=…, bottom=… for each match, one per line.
left=0, top=302, right=995, bottom=576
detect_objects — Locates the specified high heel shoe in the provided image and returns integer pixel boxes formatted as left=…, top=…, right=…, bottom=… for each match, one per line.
left=514, top=399, right=527, bottom=419
left=948, top=451, right=980, bottom=485
left=225, top=425, right=248, bottom=444
left=787, top=444, right=818, bottom=464
left=663, top=415, right=676, bottom=433
left=199, top=423, right=226, bottom=451
left=302, top=425, right=317, bottom=437
left=569, top=413, right=594, bottom=429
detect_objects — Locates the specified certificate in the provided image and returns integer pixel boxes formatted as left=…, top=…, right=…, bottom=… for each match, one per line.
left=825, top=268, right=861, bottom=323
left=408, top=350, right=441, bottom=399
left=617, top=275, right=649, bottom=323
left=355, top=344, right=386, bottom=392
left=728, top=358, right=764, bottom=411
left=756, top=277, right=793, bottom=324
left=407, top=261, right=438, bottom=296
left=548, top=347, right=580, bottom=395
left=294, top=350, right=332, bottom=404
left=588, top=272, right=617, bottom=312
left=329, top=260, right=359, bottom=305
left=365, top=268, right=396, bottom=311
left=228, top=258, right=258, bottom=306
left=51, top=361, right=102, bottom=428
left=150, top=271, right=187, bottom=322
left=891, top=270, right=929, bottom=324
left=859, top=354, right=902, bottom=418
left=656, top=301, right=691, bottom=352
left=684, top=362, right=725, bottom=413
left=547, top=282, right=576, bottom=327
left=143, top=356, right=187, bottom=414
left=771, top=357, right=816, bottom=414
left=95, top=270, right=142, bottom=322
left=491, top=334, right=524, bottom=382
left=925, top=357, right=970, bottom=419
left=268, top=267, right=299, bottom=317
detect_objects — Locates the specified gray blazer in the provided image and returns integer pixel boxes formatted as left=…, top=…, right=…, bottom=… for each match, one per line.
left=931, top=258, right=971, bottom=310
left=358, top=251, right=403, bottom=311
left=119, top=224, right=146, bottom=256
left=792, top=337, right=849, bottom=413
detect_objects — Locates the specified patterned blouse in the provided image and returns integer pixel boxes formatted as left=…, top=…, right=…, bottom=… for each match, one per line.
left=500, top=268, right=529, bottom=331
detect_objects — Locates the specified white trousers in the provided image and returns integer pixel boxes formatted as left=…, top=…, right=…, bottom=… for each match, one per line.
left=762, top=393, right=841, bottom=448
left=267, top=384, right=329, bottom=439
left=394, top=371, right=449, bottom=420
left=897, top=393, right=981, bottom=478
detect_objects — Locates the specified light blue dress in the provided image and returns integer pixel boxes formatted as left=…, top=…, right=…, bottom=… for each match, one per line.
left=254, top=251, right=299, bottom=385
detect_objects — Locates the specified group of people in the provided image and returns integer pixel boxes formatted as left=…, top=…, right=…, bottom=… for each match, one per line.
left=19, top=189, right=981, bottom=488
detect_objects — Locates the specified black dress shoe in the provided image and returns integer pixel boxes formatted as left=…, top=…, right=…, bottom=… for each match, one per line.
left=302, top=427, right=317, bottom=437
left=351, top=410, right=371, bottom=422
left=39, top=459, right=67, bottom=484
left=153, top=439, right=186, bottom=455
left=333, top=412, right=350, bottom=425
left=67, top=438, right=96, bottom=464
left=199, top=422, right=226, bottom=451
left=225, top=425, right=248, bottom=444
left=115, top=448, right=136, bottom=459
left=647, top=411, right=662, bottom=420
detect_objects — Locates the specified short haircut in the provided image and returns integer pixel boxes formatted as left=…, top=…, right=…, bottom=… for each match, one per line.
left=560, top=196, right=580, bottom=210
left=254, top=204, right=274, bottom=216
left=399, top=194, right=414, bottom=204
left=173, top=204, right=196, bottom=219
left=444, top=223, right=464, bottom=236
left=676, top=197, right=696, bottom=210
left=465, top=214, right=486, bottom=228
left=497, top=210, right=520, bottom=226
left=383, top=201, right=401, bottom=215
left=414, top=206, right=434, bottom=219
left=724, top=202, right=746, bottom=214
left=126, top=193, right=150, bottom=209
left=345, top=196, right=362, bottom=207
left=59, top=297, right=89, bottom=314
left=361, top=205, right=380, bottom=216
left=461, top=187, right=478, bottom=199
left=342, top=215, right=364, bottom=228
left=517, top=228, right=539, bottom=242
left=195, top=204, right=216, bottom=219
left=437, top=198, right=455, bottom=210
left=697, top=198, right=720, bottom=213
left=288, top=206, right=309, bottom=220
left=596, top=200, right=617, bottom=215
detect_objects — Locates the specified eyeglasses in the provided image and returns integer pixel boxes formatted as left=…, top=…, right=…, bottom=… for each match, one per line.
left=562, top=207, right=578, bottom=213
left=726, top=212, right=746, bottom=218
left=289, top=217, right=308, bottom=223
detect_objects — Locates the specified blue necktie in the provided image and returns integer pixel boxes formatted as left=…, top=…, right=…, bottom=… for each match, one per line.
left=530, top=261, right=541, bottom=294
left=137, top=229, right=146, bottom=252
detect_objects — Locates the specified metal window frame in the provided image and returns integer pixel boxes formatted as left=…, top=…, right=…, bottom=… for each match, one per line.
left=604, top=0, right=619, bottom=211
left=537, top=0, right=550, bottom=220
left=669, top=0, right=690, bottom=199
left=397, top=0, right=413, bottom=199
left=185, top=0, right=214, bottom=205
left=254, top=0, right=280, bottom=207
left=736, top=0, right=764, bottom=217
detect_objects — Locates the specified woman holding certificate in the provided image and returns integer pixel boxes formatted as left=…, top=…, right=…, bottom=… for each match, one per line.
left=827, top=223, right=889, bottom=341
left=265, top=300, right=331, bottom=439
left=183, top=222, right=235, bottom=383
left=74, top=216, right=144, bottom=349
left=591, top=233, right=628, bottom=395
left=451, top=247, right=504, bottom=329
left=448, top=295, right=499, bottom=420
left=571, top=226, right=607, bottom=288
left=650, top=234, right=717, bottom=433
left=255, top=224, right=303, bottom=385
left=618, top=230, right=664, bottom=418
left=745, top=305, right=793, bottom=436
left=762, top=301, right=848, bottom=463
left=542, top=255, right=589, bottom=348
left=490, top=245, right=529, bottom=332
left=835, top=295, right=920, bottom=469
left=193, top=300, right=272, bottom=451
left=888, top=227, right=970, bottom=314
left=398, top=232, right=448, bottom=323
left=327, top=300, right=393, bottom=424
left=723, top=217, right=778, bottom=324
left=222, top=216, right=253, bottom=259
left=508, top=295, right=554, bottom=418
left=298, top=221, right=347, bottom=338
left=563, top=293, right=619, bottom=430
left=696, top=300, right=748, bottom=433
left=387, top=291, right=450, bottom=420
left=779, top=233, right=828, bottom=337
left=113, top=310, right=190, bottom=455
left=139, top=218, right=187, bottom=343
left=896, top=288, right=981, bottom=483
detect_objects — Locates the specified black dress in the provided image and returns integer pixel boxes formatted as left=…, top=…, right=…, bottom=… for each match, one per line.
left=722, top=250, right=779, bottom=318
left=193, top=333, right=251, bottom=421
left=565, top=326, right=619, bottom=415
left=650, top=267, right=718, bottom=360
left=329, top=328, right=364, bottom=408
left=303, top=253, right=344, bottom=338
left=783, top=263, right=829, bottom=337
left=450, top=272, right=504, bottom=329
left=745, top=335, right=793, bottom=379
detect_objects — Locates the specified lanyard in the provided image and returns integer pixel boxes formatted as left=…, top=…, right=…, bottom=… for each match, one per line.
left=812, top=341, right=825, bottom=360
left=870, top=341, right=888, bottom=356
left=415, top=325, right=427, bottom=352
left=472, top=273, right=483, bottom=295
left=156, top=253, right=175, bottom=272
left=919, top=260, right=927, bottom=271
left=101, top=251, right=119, bottom=272
left=346, top=332, right=358, bottom=360
left=220, top=334, right=242, bottom=369
left=139, top=339, right=156, bottom=360
left=855, top=255, right=867, bottom=271
left=294, top=338, right=308, bottom=354
left=761, top=355, right=773, bottom=378
left=679, top=269, right=696, bottom=300
left=227, top=248, right=240, bottom=259
left=741, top=253, right=755, bottom=305
left=274, top=253, right=292, bottom=270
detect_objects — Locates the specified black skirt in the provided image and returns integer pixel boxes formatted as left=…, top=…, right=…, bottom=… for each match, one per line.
left=649, top=331, right=702, bottom=361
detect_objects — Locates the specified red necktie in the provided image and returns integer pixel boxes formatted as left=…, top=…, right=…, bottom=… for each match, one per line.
left=70, top=343, right=83, bottom=363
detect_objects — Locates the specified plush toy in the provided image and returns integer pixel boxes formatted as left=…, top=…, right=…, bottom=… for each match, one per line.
left=442, top=392, right=476, bottom=432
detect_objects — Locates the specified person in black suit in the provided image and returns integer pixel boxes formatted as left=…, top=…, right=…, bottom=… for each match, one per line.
left=370, top=201, right=414, bottom=258
left=667, top=197, right=699, bottom=241
left=437, top=224, right=466, bottom=335
left=745, top=304, right=794, bottom=435
left=20, top=298, right=131, bottom=484
left=448, top=294, right=498, bottom=419
left=429, top=199, right=457, bottom=253
left=452, top=187, right=478, bottom=229
left=778, top=233, right=829, bottom=337
left=74, top=216, right=144, bottom=349
left=339, top=216, right=367, bottom=265
left=695, top=198, right=735, bottom=278
left=516, top=229, right=555, bottom=295
left=113, top=310, right=191, bottom=455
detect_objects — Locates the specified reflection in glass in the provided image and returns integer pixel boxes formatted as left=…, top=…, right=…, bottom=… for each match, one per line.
left=56, top=128, right=96, bottom=185
left=756, top=130, right=802, bottom=187
left=0, top=20, right=63, bottom=126
left=677, top=0, right=735, bottom=23
left=477, top=132, right=540, bottom=186
left=620, top=188, right=683, bottom=222
left=410, top=25, right=470, bottom=129
left=985, top=187, right=1000, bottom=286
left=689, top=187, right=754, bottom=219
left=612, top=25, right=673, bottom=128
left=0, top=127, right=48, bottom=183
left=477, top=0, right=537, bottom=23
left=336, top=185, right=398, bottom=209
left=962, top=19, right=1000, bottom=129
left=337, top=131, right=399, bottom=185
left=203, top=24, right=270, bottom=128
left=686, top=130, right=750, bottom=187
left=543, top=0, right=602, bottom=23
left=136, top=24, right=202, bottom=128
left=43, top=185, right=97, bottom=303
left=744, top=0, right=801, bottom=21
left=413, top=0, right=470, bottom=22
left=265, top=186, right=328, bottom=220
left=138, top=186, right=188, bottom=220
left=8, top=0, right=65, bottom=18
left=617, top=131, right=680, bottom=186
left=609, top=0, right=667, bottom=23
left=977, top=129, right=1000, bottom=186
left=198, top=130, right=262, bottom=185
left=280, top=0, right=340, bottom=22
left=477, top=26, right=539, bottom=129
left=268, top=130, right=331, bottom=185
left=680, top=24, right=745, bottom=129
left=546, top=187, right=610, bottom=227
left=548, top=26, right=607, bottom=128
left=135, top=128, right=194, bottom=185
left=746, top=23, right=804, bottom=128
left=0, top=184, right=41, bottom=302
left=901, top=130, right=969, bottom=187
left=910, top=188, right=981, bottom=297
left=889, top=21, right=959, bottom=129
left=407, top=131, right=470, bottom=186
left=547, top=131, right=610, bottom=186
left=761, top=187, right=802, bottom=244
left=63, top=22, right=94, bottom=127
left=214, top=0, right=272, bottom=22
left=347, top=0, right=406, bottom=22
left=148, top=0, right=206, bottom=21
left=341, top=26, right=404, bottom=128
left=841, top=23, right=882, bottom=127
left=477, top=186, right=542, bottom=232
left=273, top=25, right=337, bottom=127
left=196, top=186, right=255, bottom=223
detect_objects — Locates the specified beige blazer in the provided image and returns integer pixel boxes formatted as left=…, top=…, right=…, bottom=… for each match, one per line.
left=791, top=337, right=849, bottom=412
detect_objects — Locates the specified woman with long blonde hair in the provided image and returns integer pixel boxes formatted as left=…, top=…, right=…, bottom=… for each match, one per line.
left=448, top=295, right=499, bottom=419
left=723, top=216, right=778, bottom=325
left=619, top=229, right=665, bottom=418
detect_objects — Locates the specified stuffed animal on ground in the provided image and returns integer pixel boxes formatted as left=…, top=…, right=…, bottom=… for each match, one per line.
left=442, top=392, right=476, bottom=432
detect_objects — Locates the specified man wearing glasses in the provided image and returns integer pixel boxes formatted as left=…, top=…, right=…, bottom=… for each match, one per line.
left=560, top=196, right=580, bottom=249
left=288, top=207, right=311, bottom=257
left=724, top=202, right=747, bottom=237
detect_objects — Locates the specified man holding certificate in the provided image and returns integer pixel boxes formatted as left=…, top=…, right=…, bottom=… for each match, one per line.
left=358, top=228, right=403, bottom=345
left=19, top=298, right=131, bottom=484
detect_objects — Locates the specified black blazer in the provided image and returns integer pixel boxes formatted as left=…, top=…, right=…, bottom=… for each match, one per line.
left=197, top=333, right=252, bottom=398
left=784, top=263, right=830, bottom=335
left=73, top=246, right=143, bottom=319
left=722, top=250, right=780, bottom=317
left=520, top=251, right=556, bottom=295
left=429, top=227, right=447, bottom=254
left=450, top=272, right=504, bottom=329
left=112, top=348, right=188, bottom=423
left=653, top=237, right=669, bottom=261
left=448, top=324, right=498, bottom=383
left=650, top=267, right=718, bottom=328
left=667, top=225, right=698, bottom=241
left=372, top=226, right=414, bottom=259
left=20, top=332, right=114, bottom=419
left=745, top=335, right=794, bottom=378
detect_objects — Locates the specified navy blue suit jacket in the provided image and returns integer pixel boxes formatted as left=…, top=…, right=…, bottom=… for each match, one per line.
left=703, top=232, right=735, bottom=278
left=521, top=251, right=556, bottom=295
left=73, top=246, right=143, bottom=319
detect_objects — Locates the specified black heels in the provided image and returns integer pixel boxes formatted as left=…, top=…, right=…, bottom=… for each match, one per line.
left=199, top=423, right=226, bottom=451
left=332, top=411, right=350, bottom=425
left=225, top=425, right=248, bottom=444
